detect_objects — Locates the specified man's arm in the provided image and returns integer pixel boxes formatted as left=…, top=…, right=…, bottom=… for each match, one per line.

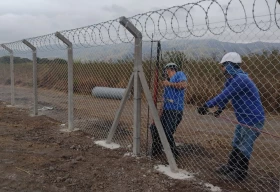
left=163, top=80, right=187, bottom=89
left=206, top=78, right=243, bottom=108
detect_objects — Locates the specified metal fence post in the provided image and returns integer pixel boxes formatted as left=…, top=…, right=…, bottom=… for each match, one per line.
left=1, top=44, right=14, bottom=106
left=55, top=32, right=74, bottom=131
left=22, top=40, right=38, bottom=116
left=119, top=17, right=178, bottom=172
left=119, top=17, right=142, bottom=155
left=133, top=31, right=142, bottom=156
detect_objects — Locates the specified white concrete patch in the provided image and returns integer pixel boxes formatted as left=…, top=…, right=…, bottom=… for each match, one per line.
left=29, top=114, right=42, bottom=117
left=123, top=152, right=135, bottom=157
left=38, top=106, right=54, bottom=111
left=204, top=183, right=222, bottom=192
left=95, top=140, right=120, bottom=149
left=154, top=165, right=193, bottom=180
left=60, top=128, right=80, bottom=132
left=123, top=152, right=142, bottom=159
left=123, top=152, right=142, bottom=158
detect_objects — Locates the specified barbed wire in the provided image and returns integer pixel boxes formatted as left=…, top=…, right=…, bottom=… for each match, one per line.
left=0, top=0, right=279, bottom=53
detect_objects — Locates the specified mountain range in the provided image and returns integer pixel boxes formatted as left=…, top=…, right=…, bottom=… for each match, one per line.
left=3, top=39, right=280, bottom=62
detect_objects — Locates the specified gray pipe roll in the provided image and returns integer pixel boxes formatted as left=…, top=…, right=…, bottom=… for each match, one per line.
left=92, top=87, right=128, bottom=100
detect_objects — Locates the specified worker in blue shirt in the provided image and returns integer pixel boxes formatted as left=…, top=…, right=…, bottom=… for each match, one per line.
left=150, top=63, right=187, bottom=159
left=197, top=52, right=265, bottom=181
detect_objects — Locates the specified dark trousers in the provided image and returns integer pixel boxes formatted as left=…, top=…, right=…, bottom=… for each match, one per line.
left=150, top=110, right=183, bottom=155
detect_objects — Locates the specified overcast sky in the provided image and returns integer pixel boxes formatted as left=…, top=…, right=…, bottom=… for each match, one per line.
left=0, top=0, right=278, bottom=43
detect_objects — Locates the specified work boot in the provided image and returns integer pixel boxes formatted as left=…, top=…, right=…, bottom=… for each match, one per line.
left=216, top=148, right=239, bottom=175
left=151, top=142, right=163, bottom=157
left=150, top=124, right=163, bottom=158
left=226, top=168, right=248, bottom=181
left=216, top=164, right=234, bottom=175
left=226, top=152, right=249, bottom=181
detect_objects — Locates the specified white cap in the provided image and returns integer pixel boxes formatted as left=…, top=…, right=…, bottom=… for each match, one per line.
left=219, top=52, right=242, bottom=64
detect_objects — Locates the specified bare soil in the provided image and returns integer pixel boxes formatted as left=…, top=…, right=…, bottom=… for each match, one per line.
left=0, top=101, right=212, bottom=192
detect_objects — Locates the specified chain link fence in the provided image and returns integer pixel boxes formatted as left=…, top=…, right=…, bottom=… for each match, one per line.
left=0, top=0, right=279, bottom=191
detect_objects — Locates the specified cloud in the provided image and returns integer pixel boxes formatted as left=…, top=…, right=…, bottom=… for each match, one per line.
left=103, top=4, right=128, bottom=13
left=0, top=0, right=278, bottom=43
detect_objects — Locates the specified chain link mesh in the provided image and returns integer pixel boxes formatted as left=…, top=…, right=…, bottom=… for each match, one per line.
left=143, top=23, right=280, bottom=192
left=0, top=0, right=279, bottom=191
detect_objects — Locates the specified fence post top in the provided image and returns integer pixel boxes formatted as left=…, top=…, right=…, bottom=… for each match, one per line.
left=119, top=16, right=142, bottom=39
left=22, top=39, right=36, bottom=51
left=1, top=44, right=13, bottom=54
left=55, top=31, right=72, bottom=47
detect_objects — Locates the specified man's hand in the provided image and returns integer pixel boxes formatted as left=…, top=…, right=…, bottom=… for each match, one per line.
left=162, top=80, right=171, bottom=87
left=162, top=80, right=187, bottom=89
left=197, top=105, right=209, bottom=115
left=213, top=109, right=223, bottom=117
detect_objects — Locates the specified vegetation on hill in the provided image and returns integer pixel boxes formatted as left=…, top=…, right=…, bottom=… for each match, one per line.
left=0, top=50, right=279, bottom=113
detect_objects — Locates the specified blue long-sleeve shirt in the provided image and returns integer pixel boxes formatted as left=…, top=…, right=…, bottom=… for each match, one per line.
left=206, top=73, right=265, bottom=126
left=163, top=71, right=187, bottom=111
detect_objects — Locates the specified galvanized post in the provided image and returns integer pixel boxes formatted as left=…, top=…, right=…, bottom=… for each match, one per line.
left=1, top=44, right=14, bottom=106
left=119, top=16, right=142, bottom=155
left=22, top=39, right=38, bottom=116
left=55, top=32, right=74, bottom=131
left=133, top=35, right=142, bottom=155
left=119, top=17, right=178, bottom=172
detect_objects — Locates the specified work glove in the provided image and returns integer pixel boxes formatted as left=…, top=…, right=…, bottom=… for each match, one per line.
left=197, top=104, right=209, bottom=115
left=213, top=109, right=223, bottom=117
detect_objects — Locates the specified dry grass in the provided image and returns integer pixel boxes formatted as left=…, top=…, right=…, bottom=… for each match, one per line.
left=0, top=52, right=279, bottom=113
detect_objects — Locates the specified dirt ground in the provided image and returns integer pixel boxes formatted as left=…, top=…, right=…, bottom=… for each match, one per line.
left=0, top=101, right=217, bottom=192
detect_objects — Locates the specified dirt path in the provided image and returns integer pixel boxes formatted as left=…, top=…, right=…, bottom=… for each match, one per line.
left=0, top=101, right=214, bottom=192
